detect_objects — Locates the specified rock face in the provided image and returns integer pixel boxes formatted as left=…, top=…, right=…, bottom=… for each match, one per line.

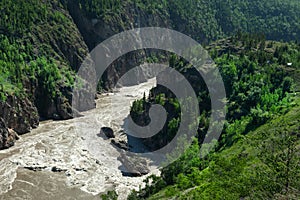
left=0, top=0, right=170, bottom=150
left=67, top=1, right=170, bottom=91
left=119, top=152, right=150, bottom=177
left=0, top=95, right=39, bottom=149
left=0, top=95, right=39, bottom=135
left=31, top=2, right=90, bottom=120
left=0, top=81, right=159, bottom=199
left=0, top=118, right=17, bottom=150
left=0, top=1, right=90, bottom=145
left=67, top=1, right=171, bottom=50
left=0, top=96, right=39, bottom=149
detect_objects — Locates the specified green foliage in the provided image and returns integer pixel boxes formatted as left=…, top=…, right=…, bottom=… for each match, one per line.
left=0, top=74, right=20, bottom=101
left=0, top=0, right=48, bottom=35
left=100, top=190, right=118, bottom=200
left=256, top=121, right=300, bottom=199
left=0, top=1, right=78, bottom=103
left=144, top=99, right=300, bottom=200
left=72, top=0, right=300, bottom=43
left=170, top=0, right=300, bottom=42
left=129, top=38, right=300, bottom=200
left=210, top=37, right=298, bottom=149
left=215, top=0, right=300, bottom=41
left=1, top=1, right=299, bottom=198
left=131, top=99, right=145, bottom=115
left=76, top=0, right=122, bottom=21
left=167, top=118, right=180, bottom=139
left=0, top=34, right=75, bottom=101
left=34, top=57, right=74, bottom=98
left=154, top=94, right=166, bottom=106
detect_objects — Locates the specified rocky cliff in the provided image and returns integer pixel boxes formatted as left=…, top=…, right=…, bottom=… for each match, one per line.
left=0, top=95, right=38, bottom=149
left=1, top=0, right=300, bottom=149
left=0, top=0, right=171, bottom=149
left=0, top=0, right=89, bottom=149
left=0, top=118, right=17, bottom=150
left=67, top=0, right=171, bottom=90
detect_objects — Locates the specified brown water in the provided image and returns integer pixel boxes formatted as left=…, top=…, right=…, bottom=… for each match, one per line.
left=0, top=78, right=159, bottom=200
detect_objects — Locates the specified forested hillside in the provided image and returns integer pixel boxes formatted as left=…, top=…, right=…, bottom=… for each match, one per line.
left=1, top=0, right=299, bottom=103
left=0, top=0, right=89, bottom=115
left=71, top=0, right=300, bottom=43
left=0, top=0, right=298, bottom=117
left=0, top=0, right=90, bottom=149
left=0, top=0, right=299, bottom=199
left=126, top=34, right=300, bottom=199
left=132, top=99, right=300, bottom=199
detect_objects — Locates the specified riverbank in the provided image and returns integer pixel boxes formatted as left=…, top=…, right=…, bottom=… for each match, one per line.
left=0, top=78, right=160, bottom=200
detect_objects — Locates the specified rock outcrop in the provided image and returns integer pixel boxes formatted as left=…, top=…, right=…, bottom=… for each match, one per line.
left=31, top=2, right=90, bottom=120
left=0, top=0, right=169, bottom=150
left=0, top=95, right=39, bottom=135
left=119, top=152, right=150, bottom=177
left=67, top=1, right=170, bottom=91
left=111, top=139, right=129, bottom=151
left=0, top=118, right=17, bottom=150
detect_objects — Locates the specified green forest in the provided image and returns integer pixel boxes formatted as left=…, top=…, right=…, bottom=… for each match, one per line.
left=0, top=0, right=299, bottom=199
left=1, top=0, right=300, bottom=103
left=127, top=33, right=300, bottom=199
left=75, top=0, right=300, bottom=41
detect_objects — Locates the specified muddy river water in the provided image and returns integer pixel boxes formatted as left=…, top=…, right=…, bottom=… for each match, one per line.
left=0, top=78, right=159, bottom=200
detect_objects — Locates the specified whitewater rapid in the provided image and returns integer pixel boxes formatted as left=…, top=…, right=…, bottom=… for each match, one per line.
left=0, top=78, right=159, bottom=200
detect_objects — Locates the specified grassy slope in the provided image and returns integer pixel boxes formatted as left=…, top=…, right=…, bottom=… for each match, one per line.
left=133, top=37, right=300, bottom=199
left=146, top=95, right=300, bottom=199
left=125, top=36, right=300, bottom=199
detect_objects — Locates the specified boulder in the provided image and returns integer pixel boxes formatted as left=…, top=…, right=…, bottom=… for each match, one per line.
left=111, top=139, right=129, bottom=151
left=100, top=127, right=115, bottom=138
left=119, top=153, right=150, bottom=177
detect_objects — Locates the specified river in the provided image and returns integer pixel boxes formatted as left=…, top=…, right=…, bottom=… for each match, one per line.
left=0, top=78, right=159, bottom=200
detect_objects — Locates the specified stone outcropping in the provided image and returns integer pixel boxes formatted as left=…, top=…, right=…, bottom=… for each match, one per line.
left=119, top=152, right=150, bottom=177
left=0, top=0, right=169, bottom=149
left=67, top=1, right=170, bottom=91
left=0, top=118, right=17, bottom=150
left=0, top=95, right=39, bottom=135
left=0, top=95, right=39, bottom=149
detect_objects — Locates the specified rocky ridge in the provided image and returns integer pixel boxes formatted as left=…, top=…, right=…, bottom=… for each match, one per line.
left=0, top=0, right=171, bottom=149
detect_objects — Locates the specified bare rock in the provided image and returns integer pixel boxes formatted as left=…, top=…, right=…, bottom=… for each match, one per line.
left=119, top=153, right=150, bottom=177
left=100, top=127, right=115, bottom=139
left=0, top=95, right=39, bottom=135
left=111, top=139, right=128, bottom=151
left=0, top=118, right=17, bottom=150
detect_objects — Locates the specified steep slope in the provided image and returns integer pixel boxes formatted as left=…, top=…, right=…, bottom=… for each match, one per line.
left=0, top=0, right=299, bottom=149
left=143, top=97, right=300, bottom=199
left=65, top=0, right=300, bottom=88
left=127, top=37, right=300, bottom=199
left=66, top=0, right=300, bottom=45
left=0, top=0, right=89, bottom=148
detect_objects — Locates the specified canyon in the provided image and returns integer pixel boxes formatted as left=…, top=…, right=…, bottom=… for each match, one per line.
left=0, top=78, right=159, bottom=199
